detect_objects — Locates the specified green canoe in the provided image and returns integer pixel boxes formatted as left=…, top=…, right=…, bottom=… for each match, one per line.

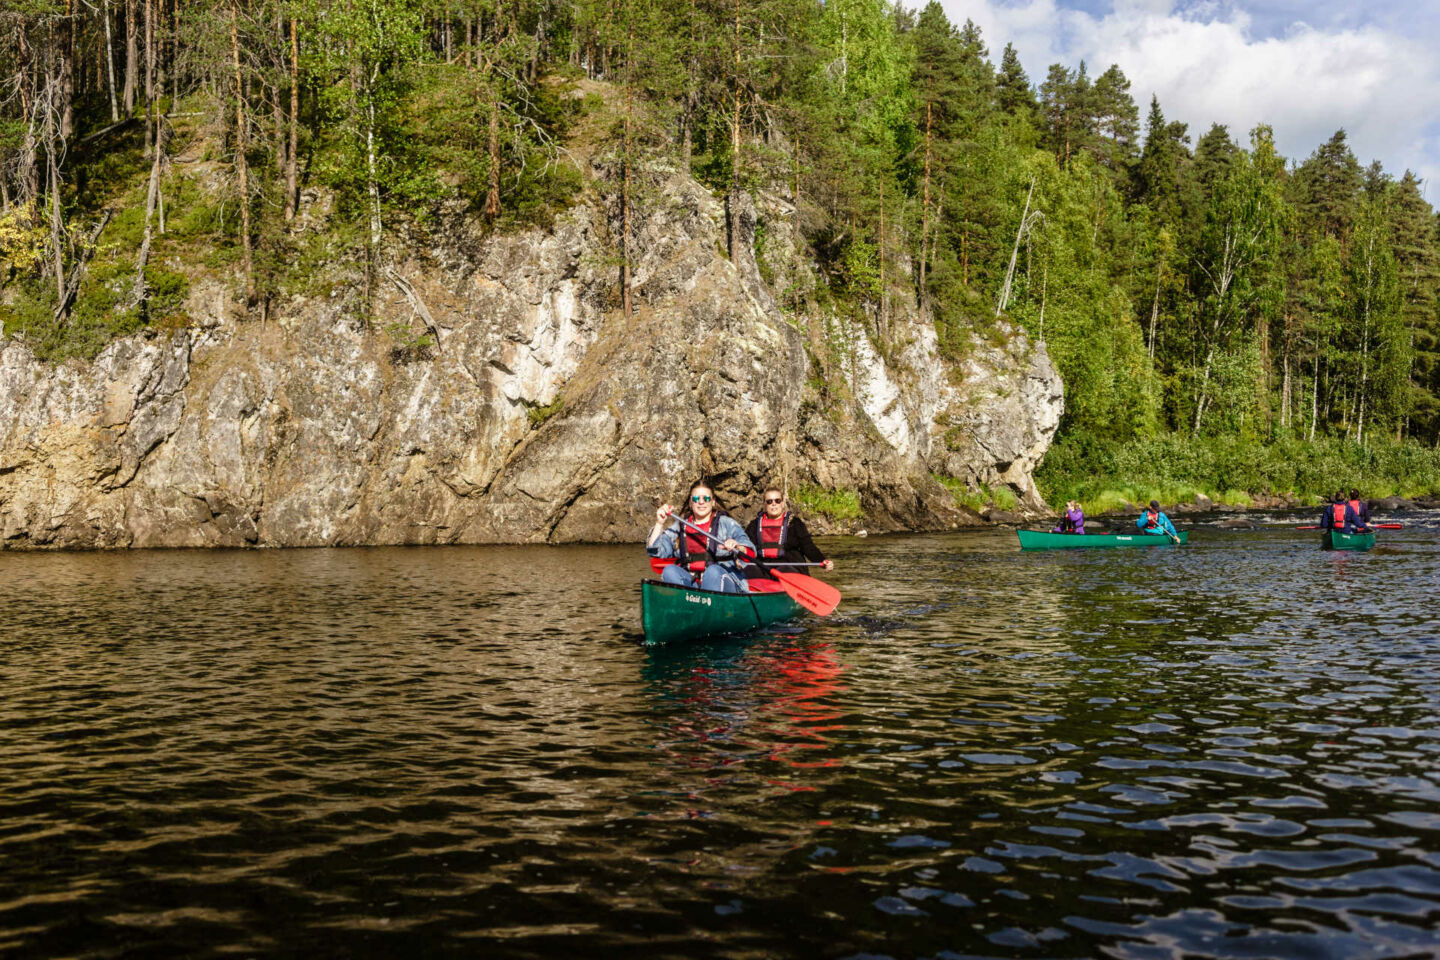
left=1017, top=529, right=1189, bottom=550
left=1322, top=529, right=1376, bottom=551
left=641, top=579, right=802, bottom=645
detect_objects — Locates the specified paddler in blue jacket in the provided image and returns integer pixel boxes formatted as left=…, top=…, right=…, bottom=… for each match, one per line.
left=646, top=481, right=756, bottom=593
left=1136, top=500, right=1178, bottom=539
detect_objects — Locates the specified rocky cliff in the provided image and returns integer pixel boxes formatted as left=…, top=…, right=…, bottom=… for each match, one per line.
left=0, top=164, right=1062, bottom=549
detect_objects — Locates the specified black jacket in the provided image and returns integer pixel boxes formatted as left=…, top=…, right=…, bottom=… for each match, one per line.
left=744, top=512, right=825, bottom=573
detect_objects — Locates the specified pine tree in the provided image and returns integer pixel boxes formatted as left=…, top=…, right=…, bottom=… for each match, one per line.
left=1294, top=129, right=1362, bottom=240
left=995, top=42, right=1034, bottom=116
left=1088, top=63, right=1138, bottom=179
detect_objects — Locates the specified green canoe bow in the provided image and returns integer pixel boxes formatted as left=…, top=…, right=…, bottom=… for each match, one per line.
left=1322, top=529, right=1376, bottom=551
left=641, top=579, right=803, bottom=644
left=1017, top=529, right=1189, bottom=550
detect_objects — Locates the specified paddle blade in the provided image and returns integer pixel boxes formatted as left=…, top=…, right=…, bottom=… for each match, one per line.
left=649, top=558, right=672, bottom=576
left=1373, top=523, right=1403, bottom=530
left=773, top=571, right=841, bottom=616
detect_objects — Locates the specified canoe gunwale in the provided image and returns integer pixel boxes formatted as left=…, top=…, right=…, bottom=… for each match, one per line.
left=1017, top=530, right=1189, bottom=550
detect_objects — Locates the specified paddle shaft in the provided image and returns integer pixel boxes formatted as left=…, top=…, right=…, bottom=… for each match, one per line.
left=1298, top=523, right=1397, bottom=530
left=664, top=510, right=755, bottom=563
left=664, top=513, right=831, bottom=567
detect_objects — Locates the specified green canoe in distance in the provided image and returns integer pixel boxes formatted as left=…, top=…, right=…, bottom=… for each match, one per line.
left=641, top=579, right=803, bottom=645
left=1017, top=529, right=1189, bottom=550
left=1322, top=529, right=1376, bottom=551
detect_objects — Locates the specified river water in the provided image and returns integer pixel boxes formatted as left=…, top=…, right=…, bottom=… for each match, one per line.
left=2, top=517, right=1439, bottom=959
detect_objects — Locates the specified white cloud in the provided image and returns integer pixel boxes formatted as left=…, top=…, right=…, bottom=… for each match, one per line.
left=933, top=0, right=1440, bottom=196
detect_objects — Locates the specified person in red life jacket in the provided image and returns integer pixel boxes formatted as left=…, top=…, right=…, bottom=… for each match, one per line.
left=744, top=487, right=834, bottom=576
left=1322, top=491, right=1359, bottom=533
left=646, top=482, right=756, bottom=593
left=1348, top=489, right=1371, bottom=530
left=1136, top=500, right=1179, bottom=539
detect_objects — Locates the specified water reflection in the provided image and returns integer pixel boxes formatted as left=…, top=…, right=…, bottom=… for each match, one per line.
left=1, top=524, right=1438, bottom=958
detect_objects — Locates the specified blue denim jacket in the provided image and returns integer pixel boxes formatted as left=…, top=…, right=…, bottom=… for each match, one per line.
left=648, top=514, right=755, bottom=568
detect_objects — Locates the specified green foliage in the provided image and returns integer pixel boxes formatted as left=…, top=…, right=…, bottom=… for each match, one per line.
left=934, top=475, right=1016, bottom=513
left=525, top=395, right=565, bottom=427
left=1038, top=428, right=1440, bottom=509
left=790, top=484, right=862, bottom=521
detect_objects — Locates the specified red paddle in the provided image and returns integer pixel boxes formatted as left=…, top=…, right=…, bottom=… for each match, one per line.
left=663, top=511, right=842, bottom=617
left=1297, top=523, right=1400, bottom=530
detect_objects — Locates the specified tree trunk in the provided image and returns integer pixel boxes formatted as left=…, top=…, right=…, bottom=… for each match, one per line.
left=1147, top=270, right=1160, bottom=359
left=878, top=175, right=886, bottom=339
left=285, top=17, right=299, bottom=221
left=60, top=0, right=75, bottom=139
left=17, top=24, right=39, bottom=206
left=620, top=6, right=633, bottom=320
left=144, top=0, right=155, bottom=157
left=134, top=119, right=171, bottom=308
left=681, top=0, right=695, bottom=168
left=919, top=101, right=931, bottom=319
left=483, top=84, right=500, bottom=220
left=48, top=145, right=66, bottom=304
left=229, top=0, right=254, bottom=303
left=727, top=0, right=740, bottom=257
left=1192, top=345, right=1216, bottom=436
left=124, top=0, right=137, bottom=113
left=103, top=0, right=121, bottom=121
left=996, top=178, right=1034, bottom=316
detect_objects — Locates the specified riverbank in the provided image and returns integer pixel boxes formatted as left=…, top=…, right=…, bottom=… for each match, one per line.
left=1033, top=432, right=1440, bottom=518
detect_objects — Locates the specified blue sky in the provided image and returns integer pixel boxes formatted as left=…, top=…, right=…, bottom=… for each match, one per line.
left=931, top=0, right=1440, bottom=195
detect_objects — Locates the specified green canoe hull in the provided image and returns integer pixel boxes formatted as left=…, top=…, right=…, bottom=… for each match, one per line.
left=1017, top=529, right=1189, bottom=550
left=641, top=579, right=803, bottom=645
left=1322, top=530, right=1376, bottom=551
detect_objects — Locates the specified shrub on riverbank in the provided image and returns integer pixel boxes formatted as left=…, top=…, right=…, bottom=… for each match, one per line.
left=1037, top=432, right=1440, bottom=510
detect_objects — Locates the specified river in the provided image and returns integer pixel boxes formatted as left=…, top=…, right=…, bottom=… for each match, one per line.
left=2, top=517, right=1439, bottom=958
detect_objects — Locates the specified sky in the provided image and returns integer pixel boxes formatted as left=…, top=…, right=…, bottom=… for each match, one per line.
left=929, top=0, right=1440, bottom=198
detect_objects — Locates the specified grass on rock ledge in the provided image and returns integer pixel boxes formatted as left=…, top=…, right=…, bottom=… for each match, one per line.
left=791, top=485, right=862, bottom=522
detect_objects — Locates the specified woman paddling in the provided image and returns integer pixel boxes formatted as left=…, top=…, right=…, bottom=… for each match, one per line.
left=647, top=482, right=756, bottom=594
left=1052, top=500, right=1085, bottom=534
left=744, top=487, right=834, bottom=577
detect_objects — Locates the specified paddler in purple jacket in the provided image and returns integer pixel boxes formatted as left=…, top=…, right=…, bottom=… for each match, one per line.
left=1051, top=500, right=1085, bottom=534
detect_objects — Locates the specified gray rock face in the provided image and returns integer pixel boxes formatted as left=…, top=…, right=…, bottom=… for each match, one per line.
left=0, top=170, right=1063, bottom=549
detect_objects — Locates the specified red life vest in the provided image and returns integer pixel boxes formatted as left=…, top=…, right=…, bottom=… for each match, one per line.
left=758, top=513, right=788, bottom=559
left=1332, top=503, right=1347, bottom=527
left=1348, top=499, right=1363, bottom=518
left=1142, top=510, right=1160, bottom=530
left=676, top=517, right=717, bottom=572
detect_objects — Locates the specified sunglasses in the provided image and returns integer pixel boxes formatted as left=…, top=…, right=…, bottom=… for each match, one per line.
left=765, top=497, right=784, bottom=504
left=691, top=495, right=712, bottom=503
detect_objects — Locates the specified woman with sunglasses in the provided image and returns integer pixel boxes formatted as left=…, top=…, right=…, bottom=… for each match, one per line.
left=744, top=487, right=833, bottom=576
left=647, top=482, right=756, bottom=593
